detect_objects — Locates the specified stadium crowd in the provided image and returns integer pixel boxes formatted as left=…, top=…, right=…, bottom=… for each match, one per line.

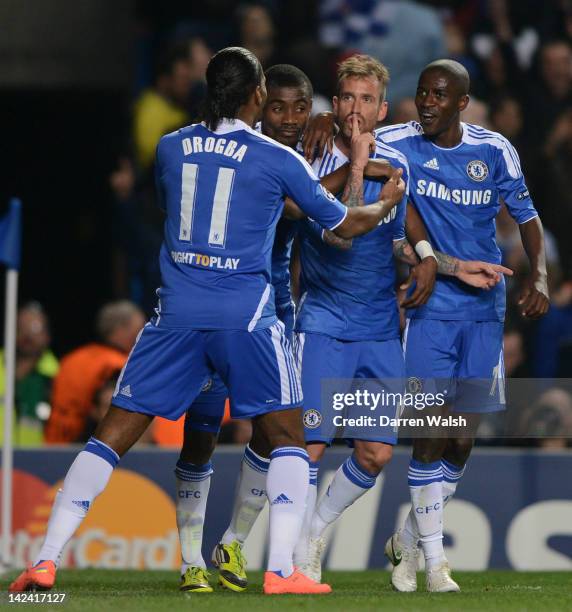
left=3, top=0, right=572, bottom=447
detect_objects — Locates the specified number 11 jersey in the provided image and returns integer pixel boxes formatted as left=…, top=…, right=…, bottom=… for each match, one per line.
left=154, top=118, right=347, bottom=331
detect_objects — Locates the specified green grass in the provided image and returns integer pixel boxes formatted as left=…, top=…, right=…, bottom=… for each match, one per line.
left=3, top=570, right=570, bottom=611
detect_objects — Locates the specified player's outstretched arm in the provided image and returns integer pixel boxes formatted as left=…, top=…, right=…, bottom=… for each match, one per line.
left=333, top=167, right=404, bottom=239
left=396, top=204, right=512, bottom=306
left=518, top=216, right=550, bottom=318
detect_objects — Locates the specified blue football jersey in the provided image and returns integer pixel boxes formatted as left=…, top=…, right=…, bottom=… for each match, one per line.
left=295, top=141, right=409, bottom=341
left=272, top=218, right=297, bottom=306
left=377, top=121, right=538, bottom=322
left=154, top=119, right=347, bottom=330
left=269, top=140, right=304, bottom=308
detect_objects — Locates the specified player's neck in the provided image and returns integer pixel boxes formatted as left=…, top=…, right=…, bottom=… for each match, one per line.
left=430, top=123, right=463, bottom=149
left=236, top=107, right=259, bottom=129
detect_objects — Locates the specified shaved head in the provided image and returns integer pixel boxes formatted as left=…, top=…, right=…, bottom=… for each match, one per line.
left=421, top=59, right=470, bottom=96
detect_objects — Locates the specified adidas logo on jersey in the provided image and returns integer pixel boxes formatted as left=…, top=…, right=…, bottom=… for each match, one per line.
left=271, top=493, right=293, bottom=505
left=423, top=157, right=439, bottom=170
left=119, top=385, right=132, bottom=398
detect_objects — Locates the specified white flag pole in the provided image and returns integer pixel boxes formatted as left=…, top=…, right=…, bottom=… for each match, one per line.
left=1, top=198, right=21, bottom=572
left=1, top=267, right=17, bottom=568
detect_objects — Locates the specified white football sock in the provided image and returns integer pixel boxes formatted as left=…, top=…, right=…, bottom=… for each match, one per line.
left=310, top=454, right=376, bottom=539
left=441, top=458, right=465, bottom=504
left=266, top=446, right=309, bottom=577
left=293, top=461, right=318, bottom=566
left=34, top=437, right=118, bottom=565
left=408, top=459, right=444, bottom=569
left=401, top=458, right=466, bottom=549
left=175, top=459, right=213, bottom=573
left=221, top=444, right=269, bottom=545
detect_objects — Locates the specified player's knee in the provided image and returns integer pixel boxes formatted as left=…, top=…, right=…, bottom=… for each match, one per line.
left=445, top=437, right=474, bottom=466
left=249, top=423, right=272, bottom=459
left=354, top=443, right=392, bottom=475
left=254, top=409, right=305, bottom=451
left=180, top=429, right=217, bottom=465
left=307, top=442, right=326, bottom=463
left=413, top=438, right=447, bottom=464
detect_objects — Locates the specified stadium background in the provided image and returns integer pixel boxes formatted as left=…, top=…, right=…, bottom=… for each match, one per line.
left=1, top=0, right=571, bottom=572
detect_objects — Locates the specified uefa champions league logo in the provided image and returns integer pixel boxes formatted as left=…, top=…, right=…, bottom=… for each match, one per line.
left=466, top=160, right=489, bottom=182
left=303, top=409, right=322, bottom=429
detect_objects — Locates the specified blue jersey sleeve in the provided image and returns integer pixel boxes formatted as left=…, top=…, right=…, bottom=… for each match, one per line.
left=372, top=140, right=409, bottom=240
left=492, top=137, right=537, bottom=224
left=393, top=197, right=406, bottom=240
left=278, top=148, right=348, bottom=231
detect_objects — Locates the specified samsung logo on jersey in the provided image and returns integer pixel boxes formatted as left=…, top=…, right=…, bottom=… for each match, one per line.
left=416, top=180, right=492, bottom=206
left=182, top=136, right=248, bottom=162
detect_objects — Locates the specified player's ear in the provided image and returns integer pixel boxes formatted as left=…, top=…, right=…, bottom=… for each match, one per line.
left=255, top=85, right=265, bottom=108
left=377, top=100, right=388, bottom=122
left=332, top=96, right=340, bottom=118
left=458, top=94, right=469, bottom=113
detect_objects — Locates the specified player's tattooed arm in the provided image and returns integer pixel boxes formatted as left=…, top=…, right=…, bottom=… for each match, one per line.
left=434, top=251, right=459, bottom=275
left=393, top=237, right=461, bottom=274
left=393, top=238, right=418, bottom=266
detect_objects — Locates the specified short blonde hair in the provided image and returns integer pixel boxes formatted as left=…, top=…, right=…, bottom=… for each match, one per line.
left=337, top=54, right=390, bottom=102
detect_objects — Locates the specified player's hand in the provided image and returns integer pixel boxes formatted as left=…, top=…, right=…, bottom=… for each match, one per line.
left=364, top=158, right=395, bottom=179
left=302, top=112, right=335, bottom=161
left=379, top=167, right=405, bottom=208
left=350, top=116, right=376, bottom=170
left=400, top=257, right=437, bottom=308
left=518, top=274, right=550, bottom=319
left=456, top=260, right=513, bottom=289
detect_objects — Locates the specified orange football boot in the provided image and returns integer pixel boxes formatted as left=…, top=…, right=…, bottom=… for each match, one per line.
left=9, top=561, right=57, bottom=592
left=263, top=569, right=332, bottom=594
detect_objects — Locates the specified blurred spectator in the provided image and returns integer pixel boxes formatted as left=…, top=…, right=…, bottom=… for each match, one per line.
left=133, top=38, right=210, bottom=170
left=489, top=95, right=523, bottom=142
left=80, top=370, right=155, bottom=445
left=390, top=97, right=418, bottom=124
left=461, top=95, right=491, bottom=128
left=236, top=3, right=276, bottom=67
left=518, top=388, right=572, bottom=448
left=0, top=303, right=58, bottom=446
left=525, top=40, right=572, bottom=151
left=532, top=280, right=572, bottom=378
left=319, top=0, right=446, bottom=104
left=504, top=327, right=528, bottom=378
left=109, top=157, right=163, bottom=315
left=539, top=108, right=572, bottom=269
left=45, top=301, right=145, bottom=444
left=496, top=205, right=560, bottom=279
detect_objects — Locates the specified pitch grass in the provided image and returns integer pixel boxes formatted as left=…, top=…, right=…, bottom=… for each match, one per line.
left=3, top=570, right=570, bottom=611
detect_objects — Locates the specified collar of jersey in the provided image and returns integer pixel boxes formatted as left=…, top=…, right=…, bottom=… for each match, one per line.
left=206, top=118, right=252, bottom=135
left=427, top=122, right=466, bottom=151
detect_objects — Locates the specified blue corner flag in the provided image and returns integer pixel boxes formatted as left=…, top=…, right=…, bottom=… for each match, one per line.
left=0, top=198, right=22, bottom=271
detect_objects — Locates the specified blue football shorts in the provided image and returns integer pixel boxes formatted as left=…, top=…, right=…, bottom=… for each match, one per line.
left=403, top=318, right=505, bottom=413
left=112, top=321, right=302, bottom=421
left=295, top=331, right=405, bottom=445
left=180, top=301, right=297, bottom=433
